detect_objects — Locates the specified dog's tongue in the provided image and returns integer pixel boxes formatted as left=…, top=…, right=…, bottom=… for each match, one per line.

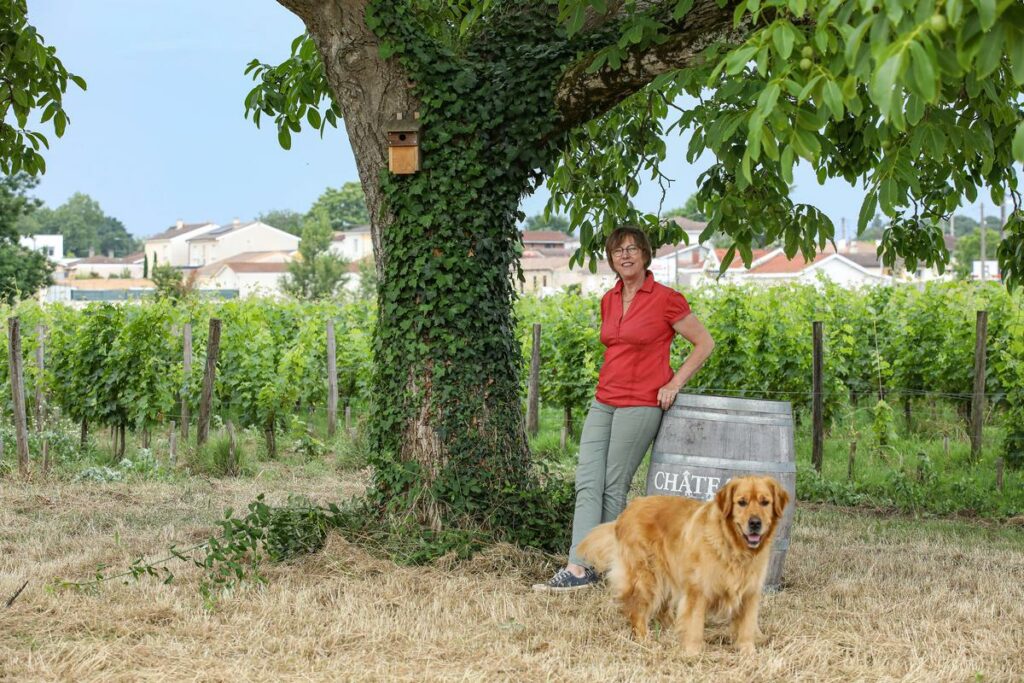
left=746, top=533, right=761, bottom=545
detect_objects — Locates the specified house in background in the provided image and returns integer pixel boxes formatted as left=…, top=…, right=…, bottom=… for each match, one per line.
left=186, top=220, right=298, bottom=267
left=20, top=234, right=64, bottom=261
left=329, top=225, right=374, bottom=262
left=195, top=251, right=296, bottom=297
left=522, top=230, right=571, bottom=256
left=65, top=253, right=146, bottom=279
left=144, top=220, right=220, bottom=268
left=739, top=248, right=890, bottom=287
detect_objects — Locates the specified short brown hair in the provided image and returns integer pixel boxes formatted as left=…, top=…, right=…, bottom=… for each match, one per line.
left=605, top=226, right=653, bottom=275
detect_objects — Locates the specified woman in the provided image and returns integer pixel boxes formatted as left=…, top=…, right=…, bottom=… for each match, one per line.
left=534, top=226, right=715, bottom=591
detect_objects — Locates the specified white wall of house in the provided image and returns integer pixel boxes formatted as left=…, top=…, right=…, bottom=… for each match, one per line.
left=70, top=262, right=144, bottom=279
left=202, top=266, right=288, bottom=297
left=187, top=222, right=299, bottom=266
left=20, top=234, right=64, bottom=261
left=144, top=222, right=219, bottom=268
left=329, top=227, right=373, bottom=261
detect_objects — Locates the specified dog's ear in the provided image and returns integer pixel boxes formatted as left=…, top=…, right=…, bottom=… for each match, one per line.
left=715, top=479, right=734, bottom=516
left=771, top=478, right=790, bottom=519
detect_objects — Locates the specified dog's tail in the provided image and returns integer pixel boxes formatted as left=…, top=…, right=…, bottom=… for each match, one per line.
left=577, top=522, right=618, bottom=573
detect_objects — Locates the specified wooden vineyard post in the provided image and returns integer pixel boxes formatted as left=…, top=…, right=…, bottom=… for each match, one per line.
left=197, top=319, right=221, bottom=446
left=34, top=325, right=45, bottom=433
left=181, top=322, right=192, bottom=442
left=848, top=441, right=856, bottom=482
left=970, top=311, right=987, bottom=463
left=226, top=420, right=237, bottom=475
left=169, top=420, right=177, bottom=466
left=327, top=320, right=338, bottom=437
left=812, top=321, right=824, bottom=473
left=527, top=323, right=541, bottom=437
left=8, top=318, right=30, bottom=478
left=35, top=325, right=49, bottom=474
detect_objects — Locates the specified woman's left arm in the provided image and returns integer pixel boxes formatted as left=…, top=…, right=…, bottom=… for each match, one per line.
left=656, top=314, right=715, bottom=410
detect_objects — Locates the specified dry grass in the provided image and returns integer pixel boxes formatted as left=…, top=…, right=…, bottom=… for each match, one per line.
left=2, top=467, right=1023, bottom=682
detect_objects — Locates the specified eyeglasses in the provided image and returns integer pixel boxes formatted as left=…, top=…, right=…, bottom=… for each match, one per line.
left=611, top=245, right=640, bottom=259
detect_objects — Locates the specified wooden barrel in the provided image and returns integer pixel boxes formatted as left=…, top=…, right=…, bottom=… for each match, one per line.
left=645, top=393, right=796, bottom=589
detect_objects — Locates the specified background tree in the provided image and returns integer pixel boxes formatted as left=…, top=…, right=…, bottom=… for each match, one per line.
left=953, top=228, right=1002, bottom=278
left=663, top=193, right=706, bottom=222
left=18, top=192, right=138, bottom=257
left=523, top=212, right=572, bottom=235
left=150, top=263, right=198, bottom=300
left=951, top=213, right=1003, bottom=237
left=282, top=211, right=350, bottom=299
left=0, top=173, right=51, bottom=302
left=257, top=208, right=306, bottom=235
left=306, top=181, right=369, bottom=231
left=354, top=256, right=378, bottom=302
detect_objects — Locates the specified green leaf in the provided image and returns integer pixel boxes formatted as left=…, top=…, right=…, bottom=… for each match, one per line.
left=780, top=144, right=795, bottom=184
left=53, top=110, right=67, bottom=137
left=69, top=74, right=87, bottom=91
left=844, top=17, right=873, bottom=68
left=772, top=23, right=795, bottom=60
left=973, top=0, right=995, bottom=30
left=756, top=82, right=781, bottom=116
left=1010, top=26, right=1024, bottom=85
left=278, top=126, right=292, bottom=150
left=306, top=108, right=322, bottom=129
left=1013, top=121, right=1024, bottom=163
left=974, top=23, right=1004, bottom=79
left=672, top=0, right=695, bottom=19
left=858, top=191, right=877, bottom=234
left=870, top=50, right=905, bottom=118
left=822, top=79, right=843, bottom=119
left=908, top=41, right=937, bottom=101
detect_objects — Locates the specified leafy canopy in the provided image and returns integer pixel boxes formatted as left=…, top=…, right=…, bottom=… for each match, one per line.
left=0, top=0, right=85, bottom=176
left=548, top=0, right=1024, bottom=288
left=307, top=182, right=370, bottom=231
left=0, top=173, right=51, bottom=302
left=244, top=0, right=1024, bottom=289
left=282, top=211, right=350, bottom=300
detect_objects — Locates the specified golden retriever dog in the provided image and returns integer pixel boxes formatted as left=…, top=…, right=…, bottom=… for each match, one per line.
left=578, top=475, right=789, bottom=655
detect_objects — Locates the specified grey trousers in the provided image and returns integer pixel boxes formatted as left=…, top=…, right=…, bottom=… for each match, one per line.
left=568, top=399, right=664, bottom=566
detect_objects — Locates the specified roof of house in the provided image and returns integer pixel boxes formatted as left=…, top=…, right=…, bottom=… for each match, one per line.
left=196, top=250, right=295, bottom=278
left=147, top=221, right=217, bottom=241
left=187, top=221, right=261, bottom=242
left=70, top=252, right=144, bottom=266
left=713, top=248, right=774, bottom=270
left=747, top=250, right=834, bottom=274
left=225, top=262, right=291, bottom=274
left=331, top=226, right=374, bottom=241
left=522, top=230, right=568, bottom=243
left=54, top=278, right=154, bottom=290
left=664, top=216, right=708, bottom=231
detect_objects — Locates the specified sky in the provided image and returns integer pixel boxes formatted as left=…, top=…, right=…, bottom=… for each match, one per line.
left=24, top=1, right=1009, bottom=241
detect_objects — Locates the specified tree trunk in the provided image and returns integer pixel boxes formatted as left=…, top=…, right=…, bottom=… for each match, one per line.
left=80, top=418, right=88, bottom=449
left=264, top=424, right=277, bottom=459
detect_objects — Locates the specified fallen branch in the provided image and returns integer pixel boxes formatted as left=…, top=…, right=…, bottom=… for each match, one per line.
left=5, top=580, right=28, bottom=608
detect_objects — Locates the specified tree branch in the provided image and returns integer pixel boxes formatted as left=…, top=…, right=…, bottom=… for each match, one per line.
left=554, top=0, right=744, bottom=131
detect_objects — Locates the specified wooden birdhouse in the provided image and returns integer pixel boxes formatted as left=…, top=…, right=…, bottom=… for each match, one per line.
left=386, top=112, right=421, bottom=175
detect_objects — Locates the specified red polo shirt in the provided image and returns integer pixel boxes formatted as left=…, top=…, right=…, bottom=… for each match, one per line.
left=596, top=271, right=691, bottom=407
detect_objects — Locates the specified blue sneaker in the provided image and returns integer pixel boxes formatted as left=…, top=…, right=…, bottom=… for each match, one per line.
left=532, top=567, right=599, bottom=592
